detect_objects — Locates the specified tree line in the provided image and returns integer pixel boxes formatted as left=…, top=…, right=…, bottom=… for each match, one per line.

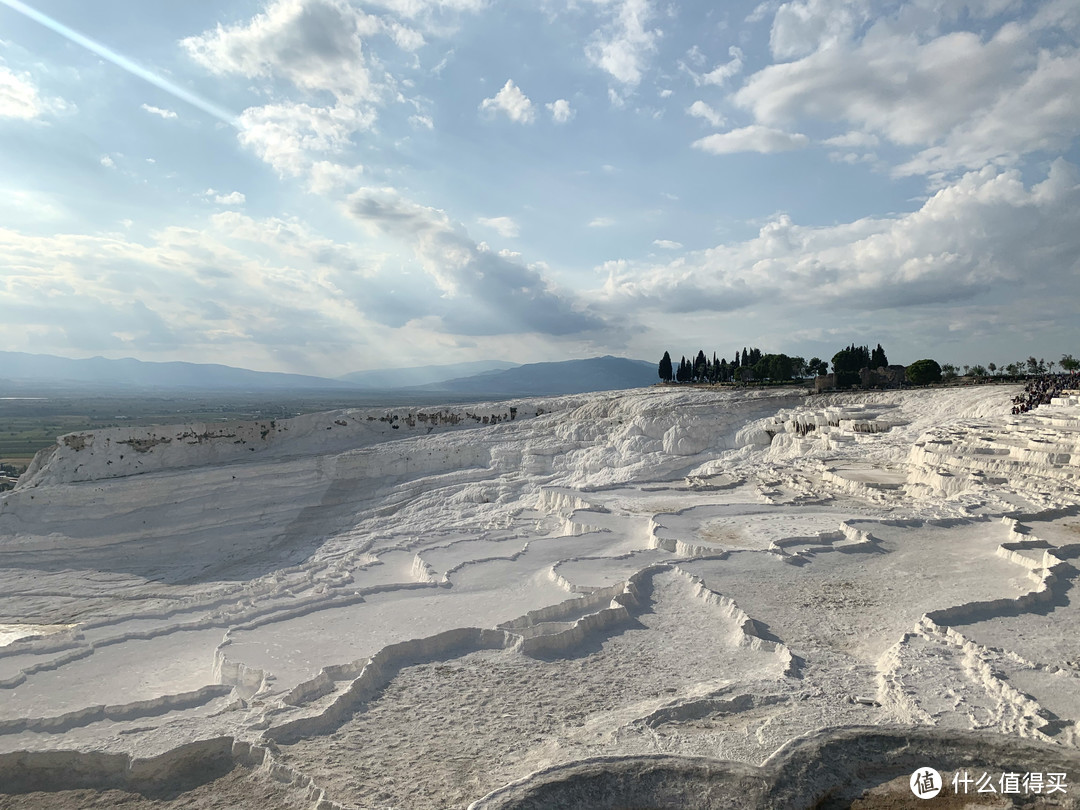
left=940, top=355, right=1080, bottom=379
left=658, top=347, right=831, bottom=384
left=659, top=344, right=1078, bottom=388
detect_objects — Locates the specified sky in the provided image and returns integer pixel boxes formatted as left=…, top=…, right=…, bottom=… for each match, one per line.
left=1, top=0, right=1078, bottom=376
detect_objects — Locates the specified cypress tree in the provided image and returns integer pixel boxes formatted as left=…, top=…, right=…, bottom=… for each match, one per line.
left=658, top=351, right=673, bottom=382
left=695, top=350, right=707, bottom=382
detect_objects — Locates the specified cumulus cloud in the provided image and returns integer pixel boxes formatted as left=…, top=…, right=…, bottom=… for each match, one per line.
left=479, top=80, right=535, bottom=124
left=346, top=186, right=603, bottom=335
left=692, top=125, right=809, bottom=154
left=592, top=161, right=1080, bottom=327
left=734, top=4, right=1080, bottom=175
left=477, top=216, right=519, bottom=238
left=768, top=0, right=870, bottom=60
left=0, top=66, right=66, bottom=119
left=183, top=0, right=414, bottom=183
left=584, top=0, right=660, bottom=86
left=895, top=49, right=1080, bottom=176
left=181, top=0, right=381, bottom=101
left=307, top=160, right=365, bottom=194
left=141, top=103, right=178, bottom=119
left=238, top=101, right=376, bottom=176
left=687, top=100, right=724, bottom=127
left=738, top=28, right=1028, bottom=147
left=100, top=155, right=116, bottom=169
left=206, top=189, right=247, bottom=205
left=546, top=98, right=574, bottom=124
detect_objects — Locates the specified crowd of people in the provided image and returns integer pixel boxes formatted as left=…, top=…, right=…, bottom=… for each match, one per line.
left=1012, top=374, right=1073, bottom=414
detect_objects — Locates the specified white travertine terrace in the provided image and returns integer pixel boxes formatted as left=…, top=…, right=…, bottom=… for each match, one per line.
left=1, top=385, right=1079, bottom=808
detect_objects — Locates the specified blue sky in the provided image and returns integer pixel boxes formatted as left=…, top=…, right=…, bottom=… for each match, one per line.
left=1, top=0, right=1078, bottom=375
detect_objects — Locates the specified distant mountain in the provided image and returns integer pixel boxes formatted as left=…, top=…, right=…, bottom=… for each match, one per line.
left=339, top=360, right=519, bottom=389
left=415, top=356, right=656, bottom=396
left=0, top=352, right=358, bottom=391
left=0, top=352, right=656, bottom=397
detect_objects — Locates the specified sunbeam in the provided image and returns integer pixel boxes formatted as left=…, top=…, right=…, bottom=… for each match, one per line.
left=0, top=0, right=239, bottom=128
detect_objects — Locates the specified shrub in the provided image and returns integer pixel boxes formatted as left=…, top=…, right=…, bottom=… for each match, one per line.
left=906, top=359, right=942, bottom=386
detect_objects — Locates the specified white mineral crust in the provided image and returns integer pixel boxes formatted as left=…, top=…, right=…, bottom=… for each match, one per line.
left=1, top=386, right=1079, bottom=808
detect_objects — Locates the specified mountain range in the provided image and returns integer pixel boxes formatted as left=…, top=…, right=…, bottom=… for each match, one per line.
left=411, top=356, right=657, bottom=395
left=0, top=352, right=656, bottom=396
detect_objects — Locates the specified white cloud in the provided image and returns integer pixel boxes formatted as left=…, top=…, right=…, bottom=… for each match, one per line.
left=0, top=67, right=41, bottom=119
left=687, top=100, right=724, bottom=127
left=652, top=239, right=683, bottom=249
left=823, top=130, right=879, bottom=148
left=477, top=216, right=519, bottom=238
left=345, top=186, right=603, bottom=335
left=734, top=9, right=1080, bottom=176
left=0, top=66, right=65, bottom=119
left=141, top=103, right=178, bottom=120
left=100, top=155, right=116, bottom=169
left=386, top=20, right=425, bottom=51
left=206, top=190, right=247, bottom=205
left=182, top=0, right=381, bottom=101
left=658, top=88, right=673, bottom=98
left=0, top=212, right=387, bottom=362
left=238, top=101, right=376, bottom=176
left=692, top=125, right=809, bottom=154
left=183, top=0, right=395, bottom=185
left=769, top=0, right=870, bottom=60
left=701, top=46, right=744, bottom=86
left=588, top=216, right=615, bottom=227
left=409, top=113, right=434, bottom=129
left=746, top=0, right=781, bottom=24
left=430, top=49, right=454, bottom=75
left=479, top=79, right=535, bottom=124
left=546, top=98, right=574, bottom=124
left=896, top=48, right=1080, bottom=176
left=307, top=160, right=365, bottom=194
left=585, top=0, right=660, bottom=86
left=737, top=27, right=1029, bottom=147
left=685, top=45, right=707, bottom=67
left=359, top=0, right=486, bottom=18
left=594, top=161, right=1080, bottom=325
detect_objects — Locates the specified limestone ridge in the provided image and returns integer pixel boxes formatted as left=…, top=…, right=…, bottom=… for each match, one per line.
left=16, top=403, right=537, bottom=488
